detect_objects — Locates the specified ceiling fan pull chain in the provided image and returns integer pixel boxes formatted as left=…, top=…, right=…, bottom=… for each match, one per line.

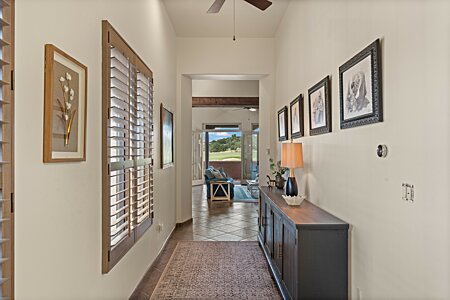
left=233, top=0, right=236, bottom=41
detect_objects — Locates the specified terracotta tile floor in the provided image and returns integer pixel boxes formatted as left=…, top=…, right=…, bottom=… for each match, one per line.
left=130, top=185, right=259, bottom=300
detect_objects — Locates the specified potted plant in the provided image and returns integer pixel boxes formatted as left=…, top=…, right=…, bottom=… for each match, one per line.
left=269, top=158, right=289, bottom=189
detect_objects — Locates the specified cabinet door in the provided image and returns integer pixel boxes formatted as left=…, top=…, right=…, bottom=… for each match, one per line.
left=259, top=194, right=266, bottom=242
left=273, top=212, right=283, bottom=277
left=265, top=207, right=274, bottom=257
left=282, top=222, right=297, bottom=299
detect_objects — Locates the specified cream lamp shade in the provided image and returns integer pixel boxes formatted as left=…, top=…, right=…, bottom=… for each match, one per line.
left=281, top=142, right=304, bottom=169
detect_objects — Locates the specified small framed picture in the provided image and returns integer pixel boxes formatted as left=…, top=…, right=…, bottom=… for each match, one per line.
left=339, top=39, right=383, bottom=129
left=43, top=44, right=88, bottom=162
left=161, top=104, right=174, bottom=169
left=308, top=76, right=331, bottom=136
left=290, top=94, right=304, bottom=139
left=277, top=106, right=288, bottom=141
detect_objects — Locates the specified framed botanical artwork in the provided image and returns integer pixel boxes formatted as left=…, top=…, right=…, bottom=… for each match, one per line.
left=161, top=104, right=174, bottom=169
left=308, top=76, right=331, bottom=135
left=290, top=94, right=304, bottom=139
left=339, top=39, right=383, bottom=129
left=43, top=44, right=88, bottom=162
left=277, top=106, right=288, bottom=141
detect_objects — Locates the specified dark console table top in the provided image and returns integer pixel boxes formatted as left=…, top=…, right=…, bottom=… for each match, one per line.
left=260, top=186, right=349, bottom=230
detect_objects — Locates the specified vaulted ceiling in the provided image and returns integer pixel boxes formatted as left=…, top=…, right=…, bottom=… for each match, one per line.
left=163, top=0, right=290, bottom=38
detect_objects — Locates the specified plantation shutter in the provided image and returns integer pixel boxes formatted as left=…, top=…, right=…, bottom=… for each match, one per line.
left=102, top=21, right=154, bottom=273
left=0, top=0, right=13, bottom=298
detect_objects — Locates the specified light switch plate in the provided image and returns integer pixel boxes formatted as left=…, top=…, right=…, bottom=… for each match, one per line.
left=402, top=183, right=414, bottom=202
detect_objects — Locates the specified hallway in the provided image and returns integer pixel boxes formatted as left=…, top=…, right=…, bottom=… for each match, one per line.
left=130, top=185, right=261, bottom=299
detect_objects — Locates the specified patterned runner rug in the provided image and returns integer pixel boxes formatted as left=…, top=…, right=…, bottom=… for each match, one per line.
left=150, top=241, right=282, bottom=299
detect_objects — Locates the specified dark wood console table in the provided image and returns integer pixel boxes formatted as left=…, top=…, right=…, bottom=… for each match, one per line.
left=258, top=187, right=349, bottom=300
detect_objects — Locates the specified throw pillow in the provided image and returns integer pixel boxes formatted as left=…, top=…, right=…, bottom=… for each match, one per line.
left=219, top=167, right=227, bottom=178
left=205, top=169, right=215, bottom=180
left=211, top=169, right=224, bottom=179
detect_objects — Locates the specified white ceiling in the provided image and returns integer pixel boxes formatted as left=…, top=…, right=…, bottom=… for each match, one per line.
left=163, top=0, right=290, bottom=38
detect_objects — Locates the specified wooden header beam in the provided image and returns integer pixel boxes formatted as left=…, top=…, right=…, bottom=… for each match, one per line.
left=192, top=97, right=259, bottom=107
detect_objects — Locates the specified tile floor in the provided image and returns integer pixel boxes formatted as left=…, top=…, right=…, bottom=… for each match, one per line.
left=130, top=185, right=260, bottom=300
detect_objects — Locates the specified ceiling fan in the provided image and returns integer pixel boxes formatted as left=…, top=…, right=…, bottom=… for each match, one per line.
left=232, top=107, right=258, bottom=112
left=207, top=0, right=272, bottom=13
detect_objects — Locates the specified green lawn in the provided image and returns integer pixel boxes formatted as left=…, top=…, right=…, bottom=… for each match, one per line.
left=209, top=150, right=241, bottom=161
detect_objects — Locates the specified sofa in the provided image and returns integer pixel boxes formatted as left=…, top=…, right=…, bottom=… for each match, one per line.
left=204, top=166, right=235, bottom=200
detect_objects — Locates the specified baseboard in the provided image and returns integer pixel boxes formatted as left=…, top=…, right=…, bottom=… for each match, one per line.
left=176, top=218, right=193, bottom=228
left=130, top=225, right=177, bottom=298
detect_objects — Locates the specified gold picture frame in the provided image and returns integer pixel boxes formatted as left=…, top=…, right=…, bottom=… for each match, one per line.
left=43, top=44, right=88, bottom=162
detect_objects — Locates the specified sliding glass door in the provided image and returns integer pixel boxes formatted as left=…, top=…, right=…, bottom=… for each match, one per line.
left=202, top=124, right=241, bottom=181
left=242, top=124, right=259, bottom=182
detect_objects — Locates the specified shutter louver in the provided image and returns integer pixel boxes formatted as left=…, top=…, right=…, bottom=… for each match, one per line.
left=102, top=21, right=154, bottom=273
left=0, top=0, right=13, bottom=298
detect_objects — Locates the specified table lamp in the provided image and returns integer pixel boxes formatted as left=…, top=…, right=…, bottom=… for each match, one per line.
left=281, top=142, right=304, bottom=196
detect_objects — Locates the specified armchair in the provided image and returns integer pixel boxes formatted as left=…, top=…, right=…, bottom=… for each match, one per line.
left=204, top=167, right=235, bottom=200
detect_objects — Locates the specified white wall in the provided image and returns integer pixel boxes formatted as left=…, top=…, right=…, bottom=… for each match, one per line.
left=275, top=0, right=450, bottom=299
left=192, top=107, right=258, bottom=132
left=176, top=38, right=276, bottom=222
left=192, top=80, right=259, bottom=97
left=15, top=0, right=177, bottom=299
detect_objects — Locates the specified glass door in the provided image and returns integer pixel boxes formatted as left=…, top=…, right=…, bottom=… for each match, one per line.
left=192, top=131, right=205, bottom=185
left=242, top=124, right=259, bottom=182
left=251, top=125, right=259, bottom=179
left=204, top=124, right=242, bottom=182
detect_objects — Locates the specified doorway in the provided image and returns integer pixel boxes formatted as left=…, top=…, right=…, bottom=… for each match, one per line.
left=205, top=124, right=242, bottom=182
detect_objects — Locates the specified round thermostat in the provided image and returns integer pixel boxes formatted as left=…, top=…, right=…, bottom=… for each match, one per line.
left=377, top=145, right=388, bottom=158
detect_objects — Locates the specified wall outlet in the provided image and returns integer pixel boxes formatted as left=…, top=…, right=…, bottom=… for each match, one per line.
left=158, top=223, right=164, bottom=232
left=402, top=183, right=414, bottom=202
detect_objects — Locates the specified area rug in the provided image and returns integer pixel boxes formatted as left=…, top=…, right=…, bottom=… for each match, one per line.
left=150, top=241, right=282, bottom=300
left=233, top=185, right=258, bottom=203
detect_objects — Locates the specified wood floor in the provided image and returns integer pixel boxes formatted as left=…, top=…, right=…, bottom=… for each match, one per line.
left=130, top=185, right=259, bottom=300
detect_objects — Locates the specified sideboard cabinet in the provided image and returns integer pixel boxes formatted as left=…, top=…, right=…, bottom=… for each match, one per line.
left=258, top=187, right=349, bottom=300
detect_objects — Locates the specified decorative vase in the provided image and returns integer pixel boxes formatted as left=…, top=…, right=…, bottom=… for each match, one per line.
left=275, top=175, right=285, bottom=190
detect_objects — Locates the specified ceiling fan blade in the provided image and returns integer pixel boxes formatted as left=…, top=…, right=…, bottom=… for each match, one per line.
left=207, top=0, right=226, bottom=13
left=243, top=0, right=272, bottom=11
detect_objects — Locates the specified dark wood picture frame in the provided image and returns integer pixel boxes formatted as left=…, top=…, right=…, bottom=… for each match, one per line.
left=43, top=44, right=88, bottom=162
left=308, top=76, right=331, bottom=136
left=339, top=39, right=383, bottom=129
left=277, top=106, right=288, bottom=141
left=290, top=94, right=304, bottom=139
left=161, top=103, right=174, bottom=169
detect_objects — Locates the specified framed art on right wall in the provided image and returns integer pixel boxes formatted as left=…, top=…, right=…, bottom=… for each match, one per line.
left=339, top=39, right=383, bottom=129
left=308, top=76, right=331, bottom=136
left=277, top=106, right=288, bottom=141
left=290, top=94, right=304, bottom=139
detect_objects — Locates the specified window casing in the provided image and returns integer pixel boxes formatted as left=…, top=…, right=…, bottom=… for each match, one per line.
left=0, top=0, right=13, bottom=298
left=102, top=21, right=154, bottom=273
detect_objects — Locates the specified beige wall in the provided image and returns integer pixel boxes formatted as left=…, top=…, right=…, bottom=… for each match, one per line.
left=275, top=0, right=450, bottom=299
left=15, top=0, right=177, bottom=299
left=176, top=38, right=276, bottom=222
left=192, top=80, right=259, bottom=97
